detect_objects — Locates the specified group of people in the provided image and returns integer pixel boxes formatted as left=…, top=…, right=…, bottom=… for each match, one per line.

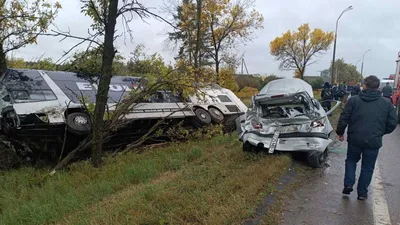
left=320, top=81, right=361, bottom=111
left=321, top=81, right=394, bottom=109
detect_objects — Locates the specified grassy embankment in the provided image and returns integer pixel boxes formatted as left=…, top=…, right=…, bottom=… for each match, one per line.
left=0, top=133, right=292, bottom=225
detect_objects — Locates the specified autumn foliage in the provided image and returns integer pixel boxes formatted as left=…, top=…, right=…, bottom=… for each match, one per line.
left=235, top=86, right=259, bottom=98
left=0, top=0, right=61, bottom=73
left=270, top=24, right=334, bottom=80
left=169, top=0, right=263, bottom=76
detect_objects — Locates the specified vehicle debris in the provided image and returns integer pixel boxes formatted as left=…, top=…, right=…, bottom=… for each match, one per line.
left=236, top=78, right=340, bottom=168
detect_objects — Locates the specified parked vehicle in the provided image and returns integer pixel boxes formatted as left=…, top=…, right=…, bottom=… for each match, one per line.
left=236, top=78, right=340, bottom=168
left=0, top=69, right=246, bottom=157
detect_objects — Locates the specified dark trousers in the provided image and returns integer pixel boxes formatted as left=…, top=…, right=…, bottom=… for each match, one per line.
left=344, top=144, right=379, bottom=196
left=322, top=101, right=331, bottom=111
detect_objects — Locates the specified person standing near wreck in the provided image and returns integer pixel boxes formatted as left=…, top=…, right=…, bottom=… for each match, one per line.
left=321, top=82, right=333, bottom=111
left=336, top=75, right=397, bottom=200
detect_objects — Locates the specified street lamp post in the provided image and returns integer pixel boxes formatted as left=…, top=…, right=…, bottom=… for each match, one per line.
left=355, top=59, right=361, bottom=72
left=330, top=6, right=353, bottom=85
left=360, top=49, right=371, bottom=80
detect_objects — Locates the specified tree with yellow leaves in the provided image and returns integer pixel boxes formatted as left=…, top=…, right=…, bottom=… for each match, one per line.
left=204, top=0, right=263, bottom=76
left=0, top=0, right=61, bottom=74
left=168, top=0, right=264, bottom=78
left=270, top=24, right=334, bottom=80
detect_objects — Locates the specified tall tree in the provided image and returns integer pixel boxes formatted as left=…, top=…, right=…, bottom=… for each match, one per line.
left=0, top=0, right=61, bottom=74
left=328, top=58, right=361, bottom=84
left=52, top=0, right=169, bottom=167
left=168, top=0, right=211, bottom=68
left=204, top=0, right=263, bottom=76
left=168, top=0, right=263, bottom=77
left=270, top=24, right=334, bottom=80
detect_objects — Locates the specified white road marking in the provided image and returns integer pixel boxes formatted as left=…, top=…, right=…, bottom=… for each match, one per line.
left=372, top=163, right=392, bottom=225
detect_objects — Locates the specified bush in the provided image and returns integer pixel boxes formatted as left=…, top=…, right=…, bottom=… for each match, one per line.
left=235, top=75, right=262, bottom=90
left=235, top=86, right=259, bottom=98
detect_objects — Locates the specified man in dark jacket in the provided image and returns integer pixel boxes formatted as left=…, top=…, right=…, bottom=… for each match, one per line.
left=350, top=83, right=361, bottom=96
left=332, top=84, right=339, bottom=100
left=321, top=82, right=332, bottom=111
left=381, top=82, right=393, bottom=103
left=336, top=75, right=397, bottom=200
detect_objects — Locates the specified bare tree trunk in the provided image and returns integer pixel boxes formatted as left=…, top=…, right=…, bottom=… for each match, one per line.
left=91, top=0, right=119, bottom=167
left=194, top=0, right=202, bottom=69
left=215, top=53, right=220, bottom=82
left=300, top=68, right=305, bottom=80
left=0, top=44, right=7, bottom=75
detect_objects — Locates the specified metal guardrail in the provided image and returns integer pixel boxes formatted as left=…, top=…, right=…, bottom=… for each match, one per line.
left=319, top=100, right=341, bottom=116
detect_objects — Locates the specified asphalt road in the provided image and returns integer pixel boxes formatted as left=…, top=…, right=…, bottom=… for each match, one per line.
left=280, top=127, right=400, bottom=225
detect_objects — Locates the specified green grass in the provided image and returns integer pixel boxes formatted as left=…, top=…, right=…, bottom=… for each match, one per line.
left=0, top=134, right=291, bottom=225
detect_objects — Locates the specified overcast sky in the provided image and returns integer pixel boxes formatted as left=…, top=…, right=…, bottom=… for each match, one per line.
left=11, top=0, right=400, bottom=79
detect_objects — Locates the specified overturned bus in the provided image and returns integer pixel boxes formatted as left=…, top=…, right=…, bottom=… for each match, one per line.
left=0, top=69, right=247, bottom=158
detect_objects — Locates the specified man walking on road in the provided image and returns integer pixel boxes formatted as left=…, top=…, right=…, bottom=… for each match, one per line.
left=382, top=82, right=393, bottom=103
left=336, top=75, right=397, bottom=200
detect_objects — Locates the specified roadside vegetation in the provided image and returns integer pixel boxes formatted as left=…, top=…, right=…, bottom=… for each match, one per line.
left=0, top=134, right=291, bottom=225
left=0, top=0, right=350, bottom=224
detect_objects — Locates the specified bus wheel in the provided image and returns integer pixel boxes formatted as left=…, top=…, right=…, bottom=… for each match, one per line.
left=191, top=108, right=212, bottom=128
left=208, top=107, right=224, bottom=124
left=67, top=112, right=91, bottom=135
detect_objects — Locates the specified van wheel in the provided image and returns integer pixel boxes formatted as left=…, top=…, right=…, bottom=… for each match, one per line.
left=191, top=108, right=212, bottom=128
left=307, top=148, right=328, bottom=168
left=208, top=107, right=224, bottom=123
left=66, top=112, right=91, bottom=135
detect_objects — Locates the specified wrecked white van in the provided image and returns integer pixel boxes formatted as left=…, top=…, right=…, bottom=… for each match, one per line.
left=236, top=78, right=340, bottom=168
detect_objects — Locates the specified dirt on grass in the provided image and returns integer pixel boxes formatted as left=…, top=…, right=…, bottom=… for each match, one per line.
left=0, top=134, right=292, bottom=225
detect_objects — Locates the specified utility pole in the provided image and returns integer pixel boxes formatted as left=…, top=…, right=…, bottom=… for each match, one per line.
left=241, top=58, right=244, bottom=75
left=335, top=66, right=339, bottom=83
left=330, top=6, right=353, bottom=85
left=360, top=49, right=371, bottom=78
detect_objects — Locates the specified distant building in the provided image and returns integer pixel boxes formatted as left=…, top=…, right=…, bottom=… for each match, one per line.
left=319, top=70, right=330, bottom=82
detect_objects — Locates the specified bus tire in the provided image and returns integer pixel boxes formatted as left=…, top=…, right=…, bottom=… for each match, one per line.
left=208, top=107, right=224, bottom=124
left=191, top=108, right=211, bottom=128
left=66, top=112, right=91, bottom=135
